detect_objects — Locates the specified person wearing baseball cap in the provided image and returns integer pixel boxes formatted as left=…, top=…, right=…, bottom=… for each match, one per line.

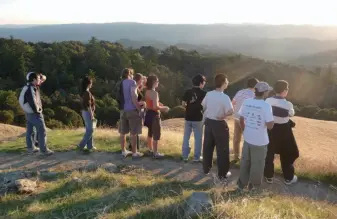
left=237, top=81, right=274, bottom=190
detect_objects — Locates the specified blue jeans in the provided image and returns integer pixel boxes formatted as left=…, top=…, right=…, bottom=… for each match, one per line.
left=79, top=110, right=94, bottom=149
left=26, top=113, right=47, bottom=152
left=182, top=120, right=203, bottom=159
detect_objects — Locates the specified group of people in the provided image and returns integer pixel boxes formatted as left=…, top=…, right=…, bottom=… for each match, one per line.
left=182, top=74, right=299, bottom=188
left=19, top=69, right=299, bottom=189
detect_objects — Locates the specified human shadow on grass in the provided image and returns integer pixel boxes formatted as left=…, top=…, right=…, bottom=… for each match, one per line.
left=1, top=176, right=208, bottom=219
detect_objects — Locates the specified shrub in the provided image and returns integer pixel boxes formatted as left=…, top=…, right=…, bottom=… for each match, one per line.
left=298, top=105, right=320, bottom=118
left=54, top=106, right=83, bottom=128
left=167, top=106, right=186, bottom=119
left=46, top=119, right=65, bottom=129
left=0, top=110, right=14, bottom=124
left=95, top=106, right=120, bottom=127
left=314, top=108, right=337, bottom=121
left=44, top=108, right=55, bottom=120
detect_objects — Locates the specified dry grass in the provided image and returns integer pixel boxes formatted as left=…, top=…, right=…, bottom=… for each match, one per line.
left=1, top=168, right=336, bottom=219
left=0, top=116, right=336, bottom=184
left=211, top=188, right=337, bottom=219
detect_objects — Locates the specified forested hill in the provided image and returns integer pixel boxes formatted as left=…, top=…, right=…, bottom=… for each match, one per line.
left=0, top=37, right=336, bottom=129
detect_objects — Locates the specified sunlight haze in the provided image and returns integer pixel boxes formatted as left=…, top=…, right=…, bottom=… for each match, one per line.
left=0, top=0, right=337, bottom=25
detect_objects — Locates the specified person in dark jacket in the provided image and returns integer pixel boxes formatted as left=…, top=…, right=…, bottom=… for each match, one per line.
left=19, top=72, right=53, bottom=155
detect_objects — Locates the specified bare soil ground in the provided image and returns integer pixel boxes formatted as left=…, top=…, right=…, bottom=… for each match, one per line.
left=0, top=123, right=25, bottom=142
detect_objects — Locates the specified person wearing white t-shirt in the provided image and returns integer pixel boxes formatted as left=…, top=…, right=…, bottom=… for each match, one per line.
left=232, top=78, right=259, bottom=161
left=237, top=82, right=274, bottom=190
left=202, top=74, right=233, bottom=182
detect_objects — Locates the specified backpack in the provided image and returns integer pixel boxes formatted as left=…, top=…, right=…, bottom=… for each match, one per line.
left=19, top=85, right=33, bottom=113
left=115, top=80, right=124, bottom=110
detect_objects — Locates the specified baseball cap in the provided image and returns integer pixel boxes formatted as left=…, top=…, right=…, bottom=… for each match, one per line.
left=26, top=72, right=34, bottom=81
left=255, top=82, right=273, bottom=92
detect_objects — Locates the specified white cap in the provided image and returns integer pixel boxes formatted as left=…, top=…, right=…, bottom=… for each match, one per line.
left=255, top=82, right=273, bottom=92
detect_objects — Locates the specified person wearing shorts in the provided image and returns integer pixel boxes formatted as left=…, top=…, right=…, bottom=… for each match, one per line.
left=144, top=75, right=169, bottom=159
left=119, top=68, right=143, bottom=158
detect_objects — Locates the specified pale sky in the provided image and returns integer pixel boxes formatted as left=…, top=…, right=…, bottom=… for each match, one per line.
left=0, top=0, right=336, bottom=26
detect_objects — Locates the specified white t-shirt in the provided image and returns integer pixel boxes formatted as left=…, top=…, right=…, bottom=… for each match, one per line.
left=202, top=90, right=233, bottom=121
left=233, top=89, right=255, bottom=119
left=266, top=97, right=295, bottom=124
left=238, top=98, right=274, bottom=146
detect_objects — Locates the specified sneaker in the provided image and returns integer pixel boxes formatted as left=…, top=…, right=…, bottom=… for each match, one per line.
left=182, top=157, right=189, bottom=162
left=153, top=152, right=165, bottom=159
left=40, top=149, right=54, bottom=156
left=27, top=147, right=40, bottom=154
left=87, top=147, right=97, bottom=152
left=122, top=150, right=133, bottom=158
left=265, top=177, right=274, bottom=184
left=193, top=157, right=203, bottom=163
left=132, top=152, right=144, bottom=159
left=284, top=175, right=298, bottom=185
left=226, top=171, right=232, bottom=178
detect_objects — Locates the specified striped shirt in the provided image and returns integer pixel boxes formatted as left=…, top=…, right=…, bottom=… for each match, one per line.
left=265, top=96, right=295, bottom=124
left=232, top=89, right=255, bottom=119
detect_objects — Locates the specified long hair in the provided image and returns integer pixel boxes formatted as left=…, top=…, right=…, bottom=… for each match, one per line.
left=146, top=75, right=158, bottom=90
left=81, top=76, right=92, bottom=95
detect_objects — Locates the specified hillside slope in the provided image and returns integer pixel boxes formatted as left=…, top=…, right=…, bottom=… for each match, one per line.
left=0, top=123, right=25, bottom=142
left=290, top=48, right=337, bottom=67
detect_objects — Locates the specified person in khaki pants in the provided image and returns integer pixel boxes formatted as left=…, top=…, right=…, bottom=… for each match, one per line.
left=237, top=82, right=274, bottom=190
left=232, top=78, right=259, bottom=160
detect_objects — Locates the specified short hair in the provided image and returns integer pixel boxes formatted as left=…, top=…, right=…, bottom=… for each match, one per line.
left=146, top=75, right=159, bottom=89
left=247, top=78, right=259, bottom=88
left=28, top=72, right=38, bottom=82
left=255, top=90, right=265, bottom=97
left=134, top=73, right=143, bottom=83
left=121, top=68, right=133, bottom=79
left=273, top=80, right=289, bottom=94
left=214, top=74, right=228, bottom=88
left=192, top=74, right=206, bottom=86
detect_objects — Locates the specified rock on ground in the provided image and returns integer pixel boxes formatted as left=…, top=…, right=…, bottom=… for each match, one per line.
left=184, top=192, right=213, bottom=218
left=101, top=163, right=118, bottom=173
left=15, top=179, right=37, bottom=194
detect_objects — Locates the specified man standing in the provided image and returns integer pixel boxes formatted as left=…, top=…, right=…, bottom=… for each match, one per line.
left=202, top=74, right=233, bottom=183
left=19, top=72, right=54, bottom=156
left=181, top=74, right=207, bottom=162
left=237, top=82, right=274, bottom=190
left=232, top=78, right=259, bottom=161
left=118, top=68, right=143, bottom=158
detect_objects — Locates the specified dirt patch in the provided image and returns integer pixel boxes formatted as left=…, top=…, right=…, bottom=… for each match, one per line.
left=0, top=123, right=25, bottom=142
left=0, top=151, right=336, bottom=204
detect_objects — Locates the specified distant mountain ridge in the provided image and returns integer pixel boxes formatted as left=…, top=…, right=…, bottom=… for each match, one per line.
left=1, top=22, right=337, bottom=61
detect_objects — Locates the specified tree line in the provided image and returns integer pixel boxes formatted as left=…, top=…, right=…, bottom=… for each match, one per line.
left=0, top=37, right=336, bottom=128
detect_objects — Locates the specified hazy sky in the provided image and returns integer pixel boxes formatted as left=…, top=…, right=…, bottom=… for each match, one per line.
left=0, top=0, right=336, bottom=25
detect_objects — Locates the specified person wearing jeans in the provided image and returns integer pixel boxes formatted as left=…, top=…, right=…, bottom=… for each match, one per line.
left=78, top=76, right=96, bottom=151
left=201, top=74, right=233, bottom=182
left=182, top=74, right=207, bottom=162
left=19, top=72, right=53, bottom=156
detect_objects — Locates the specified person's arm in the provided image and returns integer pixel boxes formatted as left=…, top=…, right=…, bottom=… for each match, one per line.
left=182, top=90, right=188, bottom=107
left=201, top=94, right=207, bottom=111
left=152, top=91, right=169, bottom=112
left=130, top=82, right=141, bottom=110
left=26, top=86, right=40, bottom=114
left=217, top=95, right=234, bottom=120
left=83, top=92, right=93, bottom=120
left=265, top=104, right=274, bottom=130
left=239, top=116, right=245, bottom=130
left=288, top=101, right=295, bottom=117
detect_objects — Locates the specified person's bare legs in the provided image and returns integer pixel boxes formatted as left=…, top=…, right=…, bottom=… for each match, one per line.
left=130, top=134, right=138, bottom=153
left=153, top=140, right=159, bottom=153
left=147, top=137, right=153, bottom=151
left=120, top=134, right=126, bottom=151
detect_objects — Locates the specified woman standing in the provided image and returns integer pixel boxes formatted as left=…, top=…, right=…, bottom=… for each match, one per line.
left=78, top=76, right=96, bottom=151
left=144, top=75, right=169, bottom=159
left=128, top=73, right=146, bottom=151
